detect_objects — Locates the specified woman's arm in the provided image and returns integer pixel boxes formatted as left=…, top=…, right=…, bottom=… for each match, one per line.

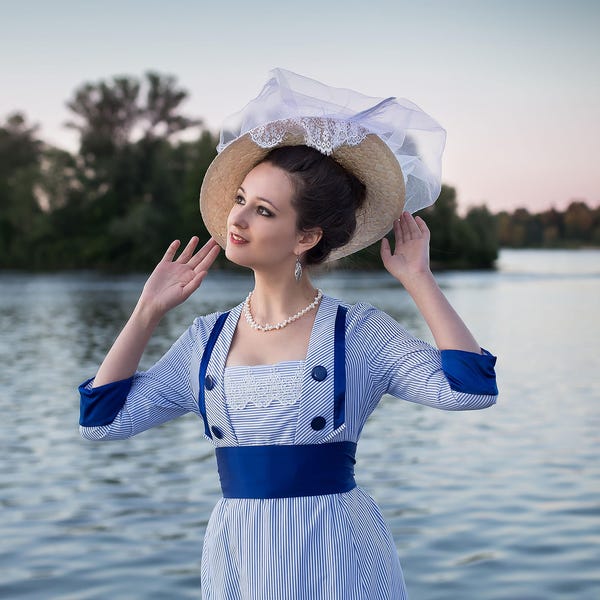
left=93, top=237, right=220, bottom=387
left=380, top=212, right=481, bottom=353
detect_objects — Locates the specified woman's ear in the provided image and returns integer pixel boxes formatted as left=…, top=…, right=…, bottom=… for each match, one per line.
left=295, top=228, right=323, bottom=255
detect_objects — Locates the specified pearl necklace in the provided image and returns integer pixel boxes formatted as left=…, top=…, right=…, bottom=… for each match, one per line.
left=243, top=289, right=323, bottom=332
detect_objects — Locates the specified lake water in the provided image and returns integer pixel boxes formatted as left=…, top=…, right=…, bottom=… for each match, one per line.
left=1, top=249, right=599, bottom=599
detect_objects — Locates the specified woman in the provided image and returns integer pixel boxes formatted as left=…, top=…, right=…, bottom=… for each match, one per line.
left=79, top=69, right=498, bottom=599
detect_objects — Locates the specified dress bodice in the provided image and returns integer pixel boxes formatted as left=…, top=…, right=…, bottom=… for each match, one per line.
left=224, top=361, right=304, bottom=445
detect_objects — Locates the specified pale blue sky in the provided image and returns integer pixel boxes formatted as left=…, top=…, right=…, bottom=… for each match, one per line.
left=2, top=0, right=598, bottom=212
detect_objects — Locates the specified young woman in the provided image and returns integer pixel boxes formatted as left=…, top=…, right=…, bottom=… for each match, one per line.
left=79, top=70, right=498, bottom=599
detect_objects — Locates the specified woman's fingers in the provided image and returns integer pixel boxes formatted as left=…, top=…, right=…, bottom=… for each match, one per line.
left=415, top=215, right=430, bottom=238
left=397, top=212, right=422, bottom=240
left=387, top=213, right=430, bottom=255
left=189, top=238, right=220, bottom=269
left=162, top=239, right=181, bottom=262
left=179, top=245, right=220, bottom=298
left=382, top=213, right=432, bottom=281
left=164, top=236, right=219, bottom=270
left=181, top=270, right=208, bottom=296
left=380, top=236, right=392, bottom=261
left=398, top=213, right=412, bottom=241
left=175, top=236, right=200, bottom=263
left=193, top=242, right=221, bottom=274
left=406, top=212, right=422, bottom=237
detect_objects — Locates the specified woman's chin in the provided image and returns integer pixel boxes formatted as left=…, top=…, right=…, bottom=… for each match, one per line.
left=225, top=246, right=252, bottom=268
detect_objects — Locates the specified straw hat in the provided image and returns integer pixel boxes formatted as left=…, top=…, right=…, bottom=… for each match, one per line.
left=199, top=69, right=446, bottom=262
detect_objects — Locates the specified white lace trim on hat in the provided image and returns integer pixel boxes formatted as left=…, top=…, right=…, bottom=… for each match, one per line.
left=249, top=118, right=369, bottom=156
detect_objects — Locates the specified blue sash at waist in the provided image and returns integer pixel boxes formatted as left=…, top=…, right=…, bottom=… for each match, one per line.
left=215, top=441, right=357, bottom=499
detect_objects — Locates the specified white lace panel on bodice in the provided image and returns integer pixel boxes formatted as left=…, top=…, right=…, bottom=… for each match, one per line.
left=224, top=361, right=304, bottom=446
left=224, top=361, right=304, bottom=410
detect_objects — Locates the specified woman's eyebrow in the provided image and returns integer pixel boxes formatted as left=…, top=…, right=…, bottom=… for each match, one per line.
left=238, top=186, right=280, bottom=212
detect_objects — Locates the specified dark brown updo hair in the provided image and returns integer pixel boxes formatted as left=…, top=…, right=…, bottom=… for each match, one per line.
left=262, top=145, right=366, bottom=265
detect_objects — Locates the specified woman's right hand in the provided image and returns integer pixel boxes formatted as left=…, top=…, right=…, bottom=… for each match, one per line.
left=138, top=237, right=221, bottom=319
left=91, top=237, right=220, bottom=388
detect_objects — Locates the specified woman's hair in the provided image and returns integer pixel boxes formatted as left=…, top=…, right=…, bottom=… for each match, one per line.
left=262, top=145, right=366, bottom=265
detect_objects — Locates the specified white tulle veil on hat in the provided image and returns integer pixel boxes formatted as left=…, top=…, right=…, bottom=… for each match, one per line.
left=200, top=68, right=446, bottom=261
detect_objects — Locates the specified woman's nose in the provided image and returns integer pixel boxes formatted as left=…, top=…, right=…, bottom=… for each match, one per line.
left=228, top=205, right=248, bottom=228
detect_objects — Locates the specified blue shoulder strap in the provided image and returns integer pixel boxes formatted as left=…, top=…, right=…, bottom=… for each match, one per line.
left=333, top=305, right=347, bottom=429
left=198, top=311, right=230, bottom=438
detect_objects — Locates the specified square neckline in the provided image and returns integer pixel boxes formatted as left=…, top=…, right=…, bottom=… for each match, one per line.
left=224, top=294, right=328, bottom=369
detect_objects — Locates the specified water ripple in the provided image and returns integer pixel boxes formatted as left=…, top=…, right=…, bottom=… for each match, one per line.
left=1, top=251, right=599, bottom=599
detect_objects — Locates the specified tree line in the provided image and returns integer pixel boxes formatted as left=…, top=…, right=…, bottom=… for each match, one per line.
left=495, top=203, right=600, bottom=248
left=0, top=72, right=596, bottom=273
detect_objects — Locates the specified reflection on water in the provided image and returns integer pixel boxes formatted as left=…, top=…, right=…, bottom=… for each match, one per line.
left=1, top=249, right=599, bottom=599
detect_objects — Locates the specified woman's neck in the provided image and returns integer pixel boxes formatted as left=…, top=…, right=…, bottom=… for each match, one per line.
left=249, top=271, right=319, bottom=325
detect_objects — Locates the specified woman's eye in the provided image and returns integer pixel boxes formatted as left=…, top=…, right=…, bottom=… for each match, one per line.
left=234, top=195, right=272, bottom=217
left=258, top=206, right=274, bottom=217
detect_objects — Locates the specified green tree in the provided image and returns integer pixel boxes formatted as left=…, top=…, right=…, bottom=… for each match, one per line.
left=418, top=185, right=465, bottom=267
left=564, top=201, right=594, bottom=243
left=0, top=113, right=44, bottom=267
left=343, top=185, right=499, bottom=270
left=513, top=208, right=531, bottom=246
left=60, top=72, right=205, bottom=270
left=496, top=202, right=598, bottom=249
left=540, top=208, right=563, bottom=247
left=463, top=205, right=498, bottom=267
left=176, top=131, right=218, bottom=245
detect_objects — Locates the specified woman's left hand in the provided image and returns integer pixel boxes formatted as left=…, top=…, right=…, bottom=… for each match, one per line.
left=380, top=212, right=431, bottom=285
left=380, top=212, right=482, bottom=352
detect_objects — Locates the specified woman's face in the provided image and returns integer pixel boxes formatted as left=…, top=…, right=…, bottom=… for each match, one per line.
left=225, top=161, right=305, bottom=271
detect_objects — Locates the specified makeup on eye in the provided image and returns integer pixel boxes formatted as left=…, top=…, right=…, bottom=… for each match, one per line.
left=235, top=190, right=277, bottom=217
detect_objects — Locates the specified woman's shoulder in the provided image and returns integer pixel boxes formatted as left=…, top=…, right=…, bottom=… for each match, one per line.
left=323, top=294, right=431, bottom=359
left=322, top=294, right=397, bottom=331
left=323, top=293, right=384, bottom=315
left=188, top=301, right=244, bottom=338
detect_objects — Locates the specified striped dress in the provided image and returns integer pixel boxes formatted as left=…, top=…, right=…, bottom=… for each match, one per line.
left=79, top=295, right=498, bottom=599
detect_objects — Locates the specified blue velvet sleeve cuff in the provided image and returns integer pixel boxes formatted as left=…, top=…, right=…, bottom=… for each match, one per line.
left=79, top=376, right=133, bottom=427
left=441, top=348, right=498, bottom=395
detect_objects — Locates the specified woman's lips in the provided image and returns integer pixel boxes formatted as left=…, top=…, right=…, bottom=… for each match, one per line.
left=229, top=232, right=248, bottom=245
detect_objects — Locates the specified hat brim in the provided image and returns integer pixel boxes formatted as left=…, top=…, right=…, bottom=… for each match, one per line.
left=199, top=129, right=405, bottom=262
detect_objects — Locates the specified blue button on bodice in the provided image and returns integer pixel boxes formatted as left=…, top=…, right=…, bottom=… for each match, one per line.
left=311, top=366, right=327, bottom=381
left=311, top=416, right=326, bottom=431
left=205, top=375, right=215, bottom=390
left=211, top=425, right=224, bottom=439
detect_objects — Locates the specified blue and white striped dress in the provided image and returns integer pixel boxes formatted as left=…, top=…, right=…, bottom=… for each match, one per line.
left=79, top=295, right=498, bottom=599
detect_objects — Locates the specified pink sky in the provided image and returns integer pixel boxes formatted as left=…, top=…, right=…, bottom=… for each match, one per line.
left=2, top=0, right=598, bottom=214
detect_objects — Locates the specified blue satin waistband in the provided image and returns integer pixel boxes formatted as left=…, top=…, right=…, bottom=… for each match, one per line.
left=215, top=441, right=357, bottom=499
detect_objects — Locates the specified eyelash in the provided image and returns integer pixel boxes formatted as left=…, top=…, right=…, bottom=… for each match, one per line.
left=234, top=195, right=274, bottom=217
